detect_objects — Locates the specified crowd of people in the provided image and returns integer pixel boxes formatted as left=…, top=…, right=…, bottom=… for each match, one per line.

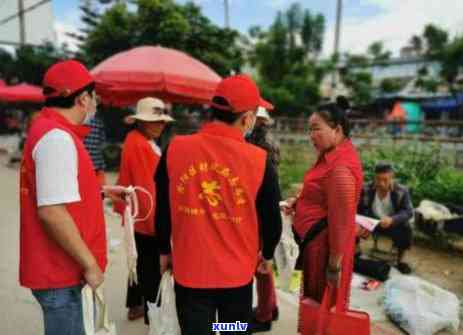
left=18, top=59, right=414, bottom=335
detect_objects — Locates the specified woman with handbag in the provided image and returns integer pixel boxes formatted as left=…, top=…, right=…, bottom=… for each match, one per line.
left=283, top=101, right=364, bottom=332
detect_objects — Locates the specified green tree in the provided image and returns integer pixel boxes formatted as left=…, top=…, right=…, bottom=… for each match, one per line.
left=286, top=3, right=302, bottom=50
left=339, top=52, right=374, bottom=106
left=0, top=49, right=16, bottom=84
left=339, top=41, right=392, bottom=105
left=248, top=3, right=326, bottom=116
left=380, top=78, right=402, bottom=93
left=179, top=2, right=243, bottom=76
left=439, top=35, right=463, bottom=93
left=67, top=0, right=102, bottom=48
left=80, top=0, right=243, bottom=76
left=13, top=43, right=72, bottom=85
left=367, top=41, right=391, bottom=63
left=81, top=3, right=136, bottom=66
left=417, top=24, right=463, bottom=93
left=416, top=77, right=440, bottom=93
left=301, top=10, right=325, bottom=57
left=341, top=70, right=373, bottom=106
left=409, top=35, right=423, bottom=54
left=423, top=24, right=448, bottom=57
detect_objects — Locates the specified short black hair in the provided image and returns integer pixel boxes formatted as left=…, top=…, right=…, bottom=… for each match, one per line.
left=375, top=162, right=394, bottom=174
left=210, top=96, right=244, bottom=124
left=315, top=103, right=351, bottom=137
left=44, top=82, right=95, bottom=109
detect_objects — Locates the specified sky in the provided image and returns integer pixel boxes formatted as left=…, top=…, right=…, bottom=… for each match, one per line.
left=52, top=0, right=463, bottom=57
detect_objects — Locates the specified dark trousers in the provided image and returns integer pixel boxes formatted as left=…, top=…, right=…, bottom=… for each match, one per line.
left=375, top=222, right=413, bottom=252
left=175, top=281, right=253, bottom=335
left=125, top=232, right=161, bottom=324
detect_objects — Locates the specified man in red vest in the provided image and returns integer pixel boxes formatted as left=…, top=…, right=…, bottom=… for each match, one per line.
left=19, top=60, right=110, bottom=335
left=155, top=74, right=283, bottom=334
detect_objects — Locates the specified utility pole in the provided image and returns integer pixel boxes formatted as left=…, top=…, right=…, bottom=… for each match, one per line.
left=331, top=0, right=343, bottom=94
left=18, top=0, right=26, bottom=45
left=224, top=0, right=230, bottom=28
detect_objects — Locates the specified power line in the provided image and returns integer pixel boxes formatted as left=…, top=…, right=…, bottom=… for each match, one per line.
left=0, top=0, right=51, bottom=27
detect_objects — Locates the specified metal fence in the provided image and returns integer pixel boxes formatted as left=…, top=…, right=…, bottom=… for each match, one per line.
left=272, top=117, right=463, bottom=168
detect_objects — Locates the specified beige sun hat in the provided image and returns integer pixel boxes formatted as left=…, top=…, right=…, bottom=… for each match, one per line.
left=127, top=97, right=175, bottom=123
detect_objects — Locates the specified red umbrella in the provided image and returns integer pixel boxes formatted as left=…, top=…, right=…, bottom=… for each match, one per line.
left=92, top=46, right=221, bottom=107
left=0, top=83, right=44, bottom=104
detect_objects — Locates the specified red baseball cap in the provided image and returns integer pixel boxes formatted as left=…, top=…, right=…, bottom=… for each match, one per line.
left=43, top=60, right=94, bottom=98
left=211, top=74, right=273, bottom=113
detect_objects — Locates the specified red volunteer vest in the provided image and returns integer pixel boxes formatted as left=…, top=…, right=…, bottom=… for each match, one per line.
left=19, top=108, right=107, bottom=289
left=167, top=122, right=267, bottom=288
left=114, top=130, right=159, bottom=236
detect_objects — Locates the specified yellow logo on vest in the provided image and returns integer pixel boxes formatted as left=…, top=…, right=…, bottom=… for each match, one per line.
left=175, top=161, right=248, bottom=224
left=176, top=161, right=247, bottom=206
left=199, top=180, right=222, bottom=207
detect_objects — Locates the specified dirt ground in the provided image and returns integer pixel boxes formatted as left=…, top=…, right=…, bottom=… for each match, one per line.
left=0, top=155, right=462, bottom=335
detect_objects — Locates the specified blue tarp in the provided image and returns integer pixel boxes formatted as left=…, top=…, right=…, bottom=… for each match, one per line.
left=421, top=93, right=463, bottom=110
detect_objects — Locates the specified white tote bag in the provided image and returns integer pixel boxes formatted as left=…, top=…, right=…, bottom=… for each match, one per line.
left=82, top=285, right=117, bottom=335
left=148, top=271, right=181, bottom=335
left=103, top=185, right=153, bottom=285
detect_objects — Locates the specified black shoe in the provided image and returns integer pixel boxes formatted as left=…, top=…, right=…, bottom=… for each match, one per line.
left=397, top=262, right=412, bottom=274
left=248, top=319, right=272, bottom=333
left=251, top=307, right=279, bottom=321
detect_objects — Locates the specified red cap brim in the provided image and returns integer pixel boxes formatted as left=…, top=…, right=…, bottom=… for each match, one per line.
left=260, top=98, right=274, bottom=111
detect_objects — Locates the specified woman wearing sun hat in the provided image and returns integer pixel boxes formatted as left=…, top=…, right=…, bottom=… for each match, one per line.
left=114, top=97, right=174, bottom=325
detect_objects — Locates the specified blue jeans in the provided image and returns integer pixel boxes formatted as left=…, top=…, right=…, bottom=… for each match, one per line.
left=32, top=285, right=84, bottom=335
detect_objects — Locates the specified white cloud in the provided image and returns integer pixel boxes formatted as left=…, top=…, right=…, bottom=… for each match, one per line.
left=53, top=6, right=82, bottom=52
left=323, top=0, right=463, bottom=57
left=54, top=21, right=80, bottom=52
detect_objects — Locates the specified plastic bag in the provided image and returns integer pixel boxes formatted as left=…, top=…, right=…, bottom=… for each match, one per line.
left=384, top=276, right=460, bottom=335
left=416, top=200, right=456, bottom=222
left=148, top=271, right=181, bottom=335
left=82, top=285, right=117, bottom=335
left=274, top=212, right=299, bottom=291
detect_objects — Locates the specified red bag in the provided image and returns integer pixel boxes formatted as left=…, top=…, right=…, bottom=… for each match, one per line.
left=299, top=284, right=370, bottom=335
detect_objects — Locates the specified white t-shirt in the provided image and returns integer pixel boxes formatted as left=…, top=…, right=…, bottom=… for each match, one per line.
left=32, top=129, right=81, bottom=207
left=372, top=192, right=394, bottom=219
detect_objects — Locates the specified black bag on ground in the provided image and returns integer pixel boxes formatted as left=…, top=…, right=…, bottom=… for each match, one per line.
left=354, top=256, right=391, bottom=281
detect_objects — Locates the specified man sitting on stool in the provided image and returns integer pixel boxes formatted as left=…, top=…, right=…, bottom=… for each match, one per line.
left=358, top=162, right=414, bottom=274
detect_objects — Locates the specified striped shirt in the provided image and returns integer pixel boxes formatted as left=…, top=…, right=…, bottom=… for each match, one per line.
left=83, top=116, right=106, bottom=171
